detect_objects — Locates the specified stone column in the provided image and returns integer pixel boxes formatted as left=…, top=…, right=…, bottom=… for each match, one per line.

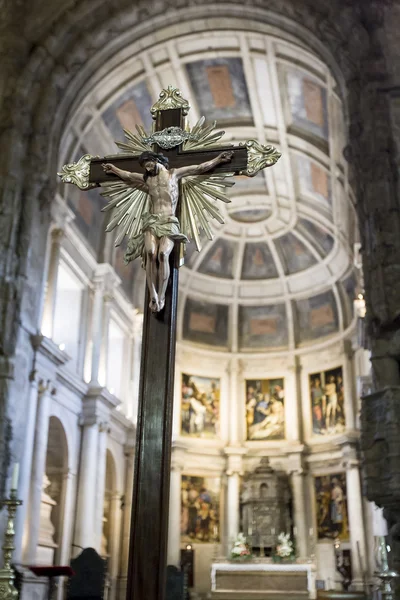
left=118, top=439, right=135, bottom=599
left=58, top=470, right=76, bottom=565
left=88, top=265, right=120, bottom=387
left=109, top=492, right=123, bottom=600
left=24, top=380, right=54, bottom=562
left=74, top=389, right=117, bottom=553
left=14, top=356, right=40, bottom=561
left=74, top=420, right=99, bottom=550
left=342, top=444, right=368, bottom=588
left=224, top=448, right=246, bottom=549
left=95, top=421, right=109, bottom=553
left=227, top=358, right=242, bottom=445
left=167, top=443, right=187, bottom=566
left=288, top=457, right=309, bottom=559
left=89, top=280, right=106, bottom=386
left=287, top=358, right=302, bottom=442
left=41, top=228, right=64, bottom=338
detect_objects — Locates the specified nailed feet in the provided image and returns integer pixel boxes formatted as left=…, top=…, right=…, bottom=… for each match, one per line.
left=149, top=296, right=166, bottom=313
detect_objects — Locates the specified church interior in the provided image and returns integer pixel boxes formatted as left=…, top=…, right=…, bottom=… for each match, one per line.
left=1, top=1, right=400, bottom=599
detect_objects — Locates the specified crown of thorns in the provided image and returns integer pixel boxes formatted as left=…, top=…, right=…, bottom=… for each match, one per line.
left=138, top=151, right=169, bottom=167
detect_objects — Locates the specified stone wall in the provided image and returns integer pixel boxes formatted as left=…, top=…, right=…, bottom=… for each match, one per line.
left=0, top=0, right=399, bottom=582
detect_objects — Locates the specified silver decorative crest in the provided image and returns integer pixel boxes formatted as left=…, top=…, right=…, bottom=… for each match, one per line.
left=242, top=140, right=281, bottom=176
left=57, top=154, right=96, bottom=190
left=142, top=126, right=197, bottom=150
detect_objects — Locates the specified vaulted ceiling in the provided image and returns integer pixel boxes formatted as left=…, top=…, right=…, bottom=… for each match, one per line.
left=59, top=24, right=358, bottom=352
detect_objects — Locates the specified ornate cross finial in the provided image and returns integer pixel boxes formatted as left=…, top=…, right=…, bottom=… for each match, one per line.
left=150, top=85, right=190, bottom=119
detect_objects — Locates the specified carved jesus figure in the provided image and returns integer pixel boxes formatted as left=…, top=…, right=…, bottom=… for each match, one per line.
left=102, top=150, right=233, bottom=313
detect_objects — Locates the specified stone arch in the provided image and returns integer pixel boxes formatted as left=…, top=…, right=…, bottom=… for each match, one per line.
left=4, top=1, right=392, bottom=348
left=106, top=438, right=124, bottom=494
left=1, top=0, right=398, bottom=511
left=43, top=416, right=69, bottom=563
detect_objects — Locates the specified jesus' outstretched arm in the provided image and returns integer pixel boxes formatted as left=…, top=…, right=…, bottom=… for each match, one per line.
left=173, top=151, right=234, bottom=180
left=102, top=163, right=149, bottom=191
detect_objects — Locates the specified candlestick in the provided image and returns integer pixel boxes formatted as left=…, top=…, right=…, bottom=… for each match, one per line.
left=11, top=463, right=19, bottom=491
left=0, top=488, right=23, bottom=599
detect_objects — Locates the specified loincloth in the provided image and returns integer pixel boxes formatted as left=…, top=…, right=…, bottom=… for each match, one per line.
left=124, top=212, right=188, bottom=265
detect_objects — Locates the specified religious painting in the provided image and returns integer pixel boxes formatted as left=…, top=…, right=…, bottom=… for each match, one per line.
left=245, top=378, right=285, bottom=441
left=239, top=304, right=288, bottom=350
left=286, top=69, right=329, bottom=140
left=181, top=374, right=220, bottom=438
left=297, top=218, right=334, bottom=257
left=241, top=243, right=278, bottom=280
left=181, top=475, right=221, bottom=543
left=198, top=239, right=237, bottom=279
left=314, top=473, right=349, bottom=541
left=309, top=366, right=345, bottom=435
left=183, top=297, right=229, bottom=347
left=296, top=155, right=332, bottom=212
left=274, top=232, right=317, bottom=274
left=295, top=291, right=339, bottom=344
left=101, top=80, right=153, bottom=141
left=186, top=58, right=252, bottom=122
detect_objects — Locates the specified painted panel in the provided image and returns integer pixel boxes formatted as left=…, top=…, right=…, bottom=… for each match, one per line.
left=286, top=70, right=328, bottom=139
left=274, top=232, right=317, bottom=274
left=181, top=475, right=221, bottom=543
left=245, top=378, right=285, bottom=441
left=183, top=298, right=229, bottom=347
left=314, top=473, right=349, bottom=541
left=198, top=239, right=237, bottom=279
left=241, top=243, right=279, bottom=280
left=102, top=80, right=153, bottom=141
left=295, top=291, right=339, bottom=343
left=181, top=373, right=220, bottom=438
left=186, top=58, right=252, bottom=121
left=296, top=156, right=332, bottom=211
left=239, top=304, right=288, bottom=349
left=309, top=366, right=345, bottom=435
left=297, top=218, right=334, bottom=256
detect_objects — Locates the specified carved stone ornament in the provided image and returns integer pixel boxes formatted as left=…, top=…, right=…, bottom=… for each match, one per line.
left=142, top=126, right=197, bottom=150
left=150, top=85, right=190, bottom=119
left=57, top=154, right=97, bottom=190
left=242, top=140, right=282, bottom=176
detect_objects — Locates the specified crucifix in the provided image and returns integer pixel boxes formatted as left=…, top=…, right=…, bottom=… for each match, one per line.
left=58, top=86, right=281, bottom=600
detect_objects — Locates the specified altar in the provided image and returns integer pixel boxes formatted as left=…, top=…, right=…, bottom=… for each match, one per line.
left=211, top=560, right=316, bottom=600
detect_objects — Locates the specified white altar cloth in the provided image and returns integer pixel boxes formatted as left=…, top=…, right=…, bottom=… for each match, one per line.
left=211, top=561, right=316, bottom=599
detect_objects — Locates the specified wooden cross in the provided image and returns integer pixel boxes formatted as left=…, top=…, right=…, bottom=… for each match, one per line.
left=59, top=86, right=280, bottom=600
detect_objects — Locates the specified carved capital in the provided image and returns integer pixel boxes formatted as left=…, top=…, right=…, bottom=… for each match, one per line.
left=93, top=263, right=121, bottom=297
left=225, top=447, right=247, bottom=476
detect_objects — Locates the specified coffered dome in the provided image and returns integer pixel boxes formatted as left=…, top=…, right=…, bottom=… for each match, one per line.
left=60, top=25, right=358, bottom=353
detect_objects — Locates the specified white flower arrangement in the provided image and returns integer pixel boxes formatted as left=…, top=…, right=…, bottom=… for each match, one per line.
left=230, top=533, right=252, bottom=560
left=275, top=532, right=294, bottom=558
